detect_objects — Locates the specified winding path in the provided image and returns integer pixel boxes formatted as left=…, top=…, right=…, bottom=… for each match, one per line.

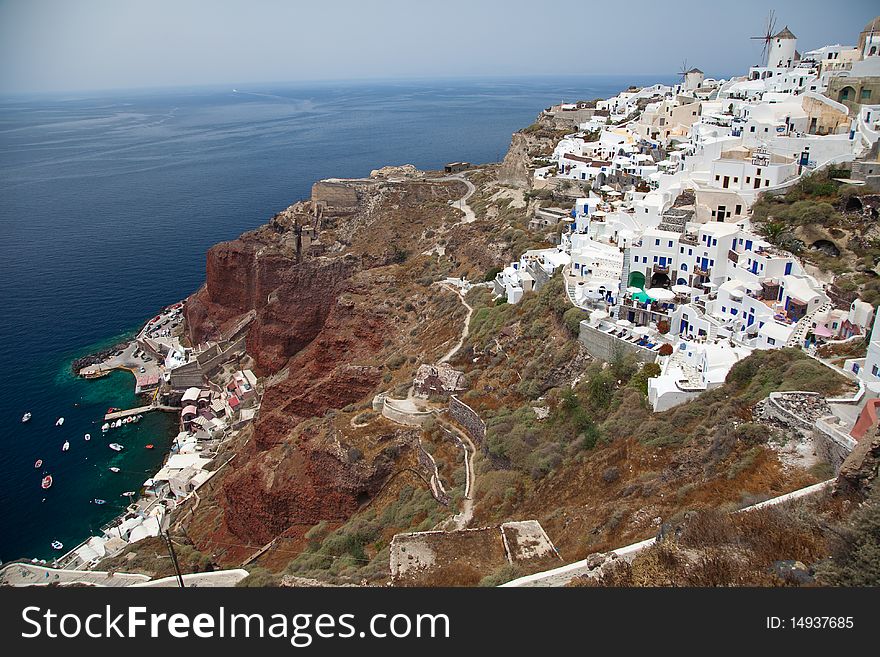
left=435, top=422, right=476, bottom=530
left=436, top=173, right=477, bottom=224
left=437, top=282, right=473, bottom=364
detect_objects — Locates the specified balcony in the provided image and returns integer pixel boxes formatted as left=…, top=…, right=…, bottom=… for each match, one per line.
left=680, top=234, right=698, bottom=246
left=694, top=266, right=710, bottom=277
left=652, top=263, right=669, bottom=274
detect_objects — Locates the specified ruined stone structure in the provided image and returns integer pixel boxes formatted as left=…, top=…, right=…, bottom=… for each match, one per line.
left=413, top=363, right=467, bottom=398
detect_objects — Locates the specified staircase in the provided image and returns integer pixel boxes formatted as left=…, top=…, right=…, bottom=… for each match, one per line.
left=657, top=208, right=692, bottom=234
left=666, top=347, right=704, bottom=389
left=786, top=302, right=833, bottom=348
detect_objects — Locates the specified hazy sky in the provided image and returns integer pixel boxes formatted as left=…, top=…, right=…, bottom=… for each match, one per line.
left=0, top=0, right=877, bottom=93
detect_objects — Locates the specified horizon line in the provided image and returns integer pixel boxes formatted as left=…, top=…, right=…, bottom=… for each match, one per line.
left=0, top=71, right=733, bottom=99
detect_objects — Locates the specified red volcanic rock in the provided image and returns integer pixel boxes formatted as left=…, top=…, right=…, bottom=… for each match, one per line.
left=186, top=232, right=359, bottom=373
left=222, top=431, right=407, bottom=544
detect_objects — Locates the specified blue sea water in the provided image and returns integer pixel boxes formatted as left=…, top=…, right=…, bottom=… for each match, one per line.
left=0, top=75, right=669, bottom=562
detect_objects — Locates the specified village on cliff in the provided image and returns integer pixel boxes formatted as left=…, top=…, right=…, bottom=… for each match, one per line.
left=494, top=16, right=880, bottom=412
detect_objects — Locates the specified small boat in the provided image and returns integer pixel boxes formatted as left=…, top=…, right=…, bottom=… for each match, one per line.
left=55, top=417, right=64, bottom=427
left=22, top=412, right=32, bottom=423
left=50, top=541, right=63, bottom=550
left=121, top=491, right=135, bottom=497
left=101, top=423, right=110, bottom=432
left=145, top=444, right=154, bottom=449
left=84, top=433, right=91, bottom=441
left=61, top=441, right=70, bottom=452
left=34, top=459, right=43, bottom=468
left=93, top=499, right=106, bottom=505
left=41, top=475, right=53, bottom=489
left=109, top=467, right=120, bottom=473
left=107, top=407, right=119, bottom=414
left=109, top=443, right=123, bottom=452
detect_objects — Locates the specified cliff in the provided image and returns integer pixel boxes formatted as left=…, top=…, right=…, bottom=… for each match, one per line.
left=180, top=174, right=478, bottom=562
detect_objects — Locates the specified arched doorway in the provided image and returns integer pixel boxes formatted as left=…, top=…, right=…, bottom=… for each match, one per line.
left=628, top=271, right=646, bottom=289
left=838, top=86, right=856, bottom=102
left=650, top=272, right=671, bottom=288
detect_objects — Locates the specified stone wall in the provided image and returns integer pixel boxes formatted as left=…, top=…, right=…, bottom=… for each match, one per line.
left=310, top=181, right=359, bottom=211
left=578, top=322, right=658, bottom=364
left=381, top=397, right=434, bottom=427
left=756, top=391, right=856, bottom=471
left=448, top=395, right=486, bottom=453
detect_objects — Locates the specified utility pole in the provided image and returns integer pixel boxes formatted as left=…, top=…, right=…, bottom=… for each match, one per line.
left=163, top=530, right=185, bottom=588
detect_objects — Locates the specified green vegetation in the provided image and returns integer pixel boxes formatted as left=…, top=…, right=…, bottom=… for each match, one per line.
left=751, top=170, right=880, bottom=282
left=283, top=485, right=448, bottom=584
left=236, top=567, right=281, bottom=587
left=562, top=307, right=589, bottom=336
left=819, top=485, right=880, bottom=586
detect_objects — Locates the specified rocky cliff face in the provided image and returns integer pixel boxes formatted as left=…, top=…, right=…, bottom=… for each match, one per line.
left=498, top=132, right=532, bottom=187
left=183, top=176, right=471, bottom=557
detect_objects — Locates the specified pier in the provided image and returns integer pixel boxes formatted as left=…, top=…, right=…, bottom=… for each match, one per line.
left=104, top=403, right=180, bottom=421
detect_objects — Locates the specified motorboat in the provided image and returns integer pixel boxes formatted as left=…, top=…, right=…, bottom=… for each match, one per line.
left=22, top=412, right=31, bottom=423
left=109, top=466, right=120, bottom=473
left=61, top=441, right=70, bottom=452
left=50, top=541, right=63, bottom=550
left=109, top=443, right=123, bottom=452
left=41, top=474, right=53, bottom=489
left=101, top=423, right=110, bottom=432
left=93, top=499, right=106, bottom=505
left=107, top=407, right=119, bottom=414
left=55, top=417, right=64, bottom=427
left=121, top=491, right=135, bottom=497
left=34, top=459, right=43, bottom=468
left=84, top=433, right=91, bottom=441
left=145, top=444, right=154, bottom=449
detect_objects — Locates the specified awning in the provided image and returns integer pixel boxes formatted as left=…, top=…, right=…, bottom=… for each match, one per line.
left=646, top=287, right=675, bottom=301
left=813, top=325, right=834, bottom=338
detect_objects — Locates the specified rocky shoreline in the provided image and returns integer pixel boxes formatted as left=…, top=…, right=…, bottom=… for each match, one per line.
left=70, top=340, right=132, bottom=375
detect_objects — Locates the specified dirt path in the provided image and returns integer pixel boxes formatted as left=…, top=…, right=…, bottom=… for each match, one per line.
left=436, top=173, right=477, bottom=224
left=434, top=421, right=476, bottom=531
left=437, top=283, right=473, bottom=364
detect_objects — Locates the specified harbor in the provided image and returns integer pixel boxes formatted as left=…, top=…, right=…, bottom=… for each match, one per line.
left=20, top=295, right=264, bottom=572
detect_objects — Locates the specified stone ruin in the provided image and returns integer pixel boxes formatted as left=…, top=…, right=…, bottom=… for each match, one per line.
left=412, top=363, right=467, bottom=399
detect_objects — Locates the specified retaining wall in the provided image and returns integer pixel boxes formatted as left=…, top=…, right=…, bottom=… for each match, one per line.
left=448, top=395, right=486, bottom=452
left=578, top=322, right=659, bottom=364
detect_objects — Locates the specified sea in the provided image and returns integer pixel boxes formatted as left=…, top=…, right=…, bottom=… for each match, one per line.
left=0, top=75, right=670, bottom=562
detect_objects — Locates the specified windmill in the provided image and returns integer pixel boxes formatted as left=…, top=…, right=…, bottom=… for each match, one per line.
left=677, top=59, right=690, bottom=86
left=750, top=9, right=777, bottom=66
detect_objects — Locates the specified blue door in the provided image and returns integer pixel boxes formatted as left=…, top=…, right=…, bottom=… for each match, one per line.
left=784, top=262, right=792, bottom=275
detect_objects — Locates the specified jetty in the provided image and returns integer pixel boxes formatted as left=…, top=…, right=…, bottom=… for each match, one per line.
left=104, top=403, right=180, bottom=422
